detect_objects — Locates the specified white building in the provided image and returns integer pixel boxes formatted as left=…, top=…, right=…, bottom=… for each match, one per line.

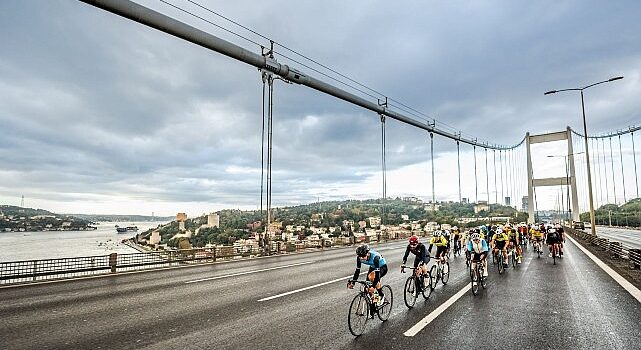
left=149, top=231, right=161, bottom=245
left=207, top=213, right=220, bottom=228
left=474, top=201, right=490, bottom=214
left=425, top=203, right=440, bottom=212
left=368, top=216, right=382, bottom=227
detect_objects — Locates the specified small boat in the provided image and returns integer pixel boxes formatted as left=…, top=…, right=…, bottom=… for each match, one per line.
left=116, top=226, right=138, bottom=233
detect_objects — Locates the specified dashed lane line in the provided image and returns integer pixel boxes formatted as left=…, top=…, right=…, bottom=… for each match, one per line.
left=258, top=272, right=367, bottom=302
left=184, top=261, right=313, bottom=284
left=403, top=283, right=469, bottom=337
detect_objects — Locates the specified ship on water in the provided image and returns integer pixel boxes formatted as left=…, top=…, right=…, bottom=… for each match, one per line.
left=115, top=225, right=138, bottom=233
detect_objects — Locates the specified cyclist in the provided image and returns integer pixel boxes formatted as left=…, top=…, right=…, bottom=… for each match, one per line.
left=442, top=229, right=452, bottom=255
left=428, top=230, right=449, bottom=262
left=467, top=232, right=489, bottom=284
left=401, top=235, right=429, bottom=279
left=546, top=226, right=562, bottom=258
left=491, top=228, right=509, bottom=268
left=461, top=228, right=473, bottom=265
left=555, top=223, right=566, bottom=258
left=530, top=224, right=544, bottom=252
left=452, top=226, right=462, bottom=256
left=506, top=224, right=522, bottom=264
left=348, top=244, right=388, bottom=306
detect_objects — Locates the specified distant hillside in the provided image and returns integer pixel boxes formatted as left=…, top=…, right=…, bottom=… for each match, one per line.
left=70, top=214, right=174, bottom=222
left=140, top=198, right=526, bottom=247
left=0, top=205, right=174, bottom=223
left=0, top=205, right=55, bottom=217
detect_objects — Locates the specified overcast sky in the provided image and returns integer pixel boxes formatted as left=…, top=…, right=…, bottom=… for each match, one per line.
left=1, top=0, right=640, bottom=217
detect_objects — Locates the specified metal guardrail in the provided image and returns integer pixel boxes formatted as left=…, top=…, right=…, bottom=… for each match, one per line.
left=0, top=236, right=408, bottom=285
left=0, top=246, right=268, bottom=285
left=567, top=227, right=641, bottom=269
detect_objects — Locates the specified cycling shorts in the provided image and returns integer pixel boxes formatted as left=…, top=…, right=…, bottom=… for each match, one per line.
left=547, top=236, right=561, bottom=244
left=494, top=241, right=507, bottom=250
left=368, top=264, right=388, bottom=278
left=435, top=246, right=448, bottom=257
left=413, top=255, right=429, bottom=268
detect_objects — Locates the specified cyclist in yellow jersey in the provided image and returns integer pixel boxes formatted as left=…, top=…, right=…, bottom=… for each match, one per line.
left=506, top=224, right=522, bottom=264
left=428, top=230, right=449, bottom=262
left=491, top=228, right=510, bottom=267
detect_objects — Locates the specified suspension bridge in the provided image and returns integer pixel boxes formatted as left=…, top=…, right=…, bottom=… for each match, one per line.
left=2, top=0, right=641, bottom=349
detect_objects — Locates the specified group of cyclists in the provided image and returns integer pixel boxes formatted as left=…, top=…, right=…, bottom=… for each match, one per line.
left=347, top=222, right=567, bottom=306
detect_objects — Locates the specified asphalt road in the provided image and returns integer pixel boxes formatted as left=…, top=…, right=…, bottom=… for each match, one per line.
left=1, top=239, right=640, bottom=350
left=595, top=226, right=641, bottom=249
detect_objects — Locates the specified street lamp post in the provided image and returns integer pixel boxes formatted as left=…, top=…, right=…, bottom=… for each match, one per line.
left=545, top=76, right=623, bottom=235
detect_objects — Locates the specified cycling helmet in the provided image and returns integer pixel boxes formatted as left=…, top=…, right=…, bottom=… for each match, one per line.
left=356, top=244, right=369, bottom=257
left=471, top=233, right=481, bottom=240
left=409, top=235, right=419, bottom=245
left=433, top=230, right=442, bottom=237
left=452, top=226, right=459, bottom=230
left=496, top=228, right=504, bottom=234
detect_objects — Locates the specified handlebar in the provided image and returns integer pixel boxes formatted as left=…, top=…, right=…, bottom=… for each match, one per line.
left=348, top=280, right=372, bottom=287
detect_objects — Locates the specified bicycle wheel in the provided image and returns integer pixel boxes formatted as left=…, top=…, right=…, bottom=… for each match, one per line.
left=377, top=285, right=393, bottom=321
left=422, top=274, right=432, bottom=299
left=498, top=255, right=504, bottom=274
left=481, top=266, right=487, bottom=289
left=471, top=266, right=480, bottom=296
left=429, top=265, right=438, bottom=289
left=348, top=293, right=369, bottom=336
left=511, top=250, right=516, bottom=268
left=403, top=276, right=417, bottom=308
left=553, top=246, right=557, bottom=265
left=441, top=262, right=450, bottom=285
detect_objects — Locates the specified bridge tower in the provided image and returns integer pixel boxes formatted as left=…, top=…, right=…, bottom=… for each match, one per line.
left=526, top=127, right=580, bottom=224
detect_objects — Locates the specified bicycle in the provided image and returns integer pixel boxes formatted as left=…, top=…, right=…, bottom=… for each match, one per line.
left=401, top=264, right=432, bottom=308
left=508, top=245, right=517, bottom=268
left=429, top=255, right=450, bottom=288
left=493, top=249, right=506, bottom=274
left=470, top=258, right=487, bottom=296
left=532, top=239, right=543, bottom=258
left=453, top=238, right=462, bottom=257
left=550, top=243, right=560, bottom=265
left=347, top=280, right=393, bottom=336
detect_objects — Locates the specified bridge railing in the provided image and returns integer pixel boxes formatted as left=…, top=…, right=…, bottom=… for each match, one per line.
left=0, top=235, right=407, bottom=286
left=568, top=227, right=641, bottom=269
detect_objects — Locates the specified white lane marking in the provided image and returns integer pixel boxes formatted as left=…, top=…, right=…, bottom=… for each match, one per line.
left=566, top=235, right=641, bottom=304
left=184, top=261, right=313, bottom=284
left=403, top=283, right=470, bottom=337
left=258, top=272, right=367, bottom=302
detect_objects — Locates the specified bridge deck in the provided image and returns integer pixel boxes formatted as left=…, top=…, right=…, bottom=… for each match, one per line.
left=1, top=239, right=640, bottom=349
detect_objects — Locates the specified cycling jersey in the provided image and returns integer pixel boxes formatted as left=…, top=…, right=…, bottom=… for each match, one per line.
left=402, top=243, right=428, bottom=267
left=530, top=228, right=543, bottom=238
left=467, top=239, right=489, bottom=254
left=353, top=249, right=387, bottom=286
left=428, top=236, right=448, bottom=247
left=546, top=230, right=561, bottom=244
left=492, top=233, right=509, bottom=242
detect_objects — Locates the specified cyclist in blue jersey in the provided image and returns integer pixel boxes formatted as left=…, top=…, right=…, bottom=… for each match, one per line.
left=467, top=232, right=489, bottom=283
left=347, top=244, right=388, bottom=306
